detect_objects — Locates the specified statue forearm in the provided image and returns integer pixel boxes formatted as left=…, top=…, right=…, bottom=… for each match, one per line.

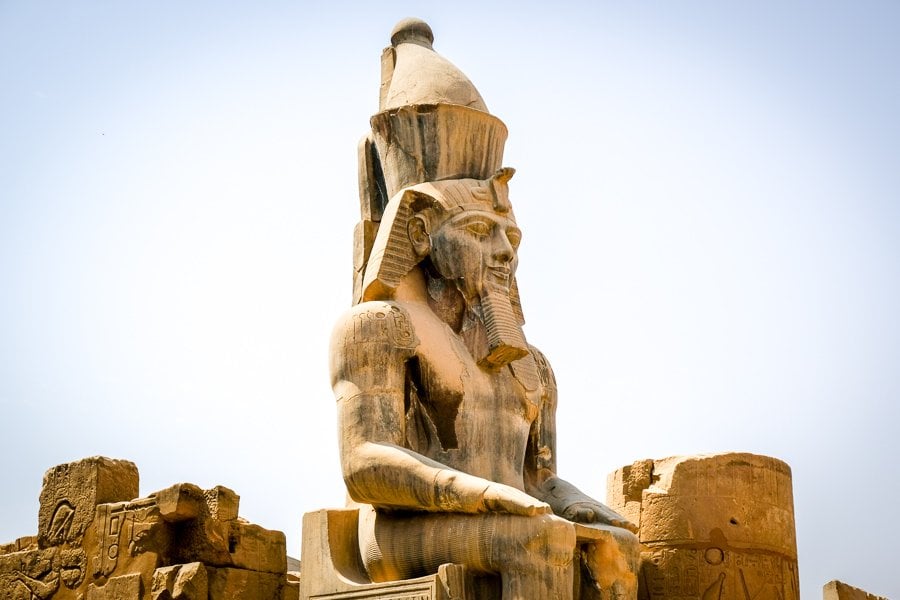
left=344, top=441, right=550, bottom=516
left=343, top=441, right=483, bottom=511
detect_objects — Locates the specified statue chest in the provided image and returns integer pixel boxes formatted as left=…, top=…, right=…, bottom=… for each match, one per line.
left=403, top=321, right=541, bottom=485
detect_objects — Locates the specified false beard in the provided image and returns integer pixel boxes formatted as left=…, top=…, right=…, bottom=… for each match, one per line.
left=478, top=283, right=529, bottom=369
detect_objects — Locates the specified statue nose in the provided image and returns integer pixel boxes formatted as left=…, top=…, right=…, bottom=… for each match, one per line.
left=492, top=232, right=515, bottom=263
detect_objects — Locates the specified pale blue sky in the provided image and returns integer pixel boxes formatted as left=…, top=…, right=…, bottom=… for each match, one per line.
left=1, top=2, right=898, bottom=597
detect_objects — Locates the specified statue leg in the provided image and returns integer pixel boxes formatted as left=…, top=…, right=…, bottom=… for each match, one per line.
left=489, top=513, right=575, bottom=600
left=359, top=506, right=576, bottom=600
left=576, top=525, right=641, bottom=600
left=500, top=561, right=573, bottom=600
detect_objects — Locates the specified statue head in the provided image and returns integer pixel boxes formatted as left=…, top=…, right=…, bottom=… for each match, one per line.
left=409, top=170, right=520, bottom=305
left=363, top=168, right=529, bottom=368
left=355, top=19, right=529, bottom=368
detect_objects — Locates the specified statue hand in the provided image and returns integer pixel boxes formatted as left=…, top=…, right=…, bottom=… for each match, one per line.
left=481, top=482, right=552, bottom=516
left=562, top=501, right=638, bottom=533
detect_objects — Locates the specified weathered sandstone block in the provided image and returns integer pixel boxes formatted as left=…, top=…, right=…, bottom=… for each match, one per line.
left=204, top=486, right=239, bottom=522
left=85, top=572, right=142, bottom=599
left=2, top=457, right=292, bottom=600
left=152, top=562, right=208, bottom=600
left=39, top=457, right=139, bottom=548
left=823, top=580, right=888, bottom=600
left=155, top=484, right=203, bottom=523
left=207, top=566, right=281, bottom=600
left=607, top=453, right=799, bottom=600
left=229, top=522, right=287, bottom=575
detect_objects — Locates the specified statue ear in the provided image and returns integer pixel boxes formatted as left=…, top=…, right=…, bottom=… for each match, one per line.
left=404, top=188, right=438, bottom=257
left=408, top=214, right=431, bottom=257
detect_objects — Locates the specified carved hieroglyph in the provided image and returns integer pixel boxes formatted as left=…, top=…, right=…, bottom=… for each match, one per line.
left=0, top=456, right=296, bottom=600
left=320, top=18, right=640, bottom=600
left=607, top=453, right=799, bottom=600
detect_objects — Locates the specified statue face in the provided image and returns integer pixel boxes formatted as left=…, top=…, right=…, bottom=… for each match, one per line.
left=427, top=209, right=522, bottom=302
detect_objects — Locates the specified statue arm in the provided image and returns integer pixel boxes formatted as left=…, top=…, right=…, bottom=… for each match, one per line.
left=331, top=302, right=550, bottom=516
left=524, top=347, right=636, bottom=531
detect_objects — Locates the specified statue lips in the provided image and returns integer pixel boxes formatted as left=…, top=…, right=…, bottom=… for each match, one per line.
left=487, top=265, right=511, bottom=285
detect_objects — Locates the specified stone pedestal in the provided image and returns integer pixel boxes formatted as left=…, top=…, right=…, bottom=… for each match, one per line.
left=607, top=453, right=799, bottom=600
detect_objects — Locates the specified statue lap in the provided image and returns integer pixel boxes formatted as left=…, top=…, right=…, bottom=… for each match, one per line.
left=359, top=505, right=575, bottom=581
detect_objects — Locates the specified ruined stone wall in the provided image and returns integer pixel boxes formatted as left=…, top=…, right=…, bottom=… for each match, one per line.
left=607, top=453, right=799, bottom=600
left=0, top=456, right=298, bottom=600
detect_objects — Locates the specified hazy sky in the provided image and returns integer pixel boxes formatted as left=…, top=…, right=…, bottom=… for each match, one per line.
left=1, top=2, right=898, bottom=597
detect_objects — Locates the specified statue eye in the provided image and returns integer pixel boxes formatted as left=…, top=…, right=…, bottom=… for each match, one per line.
left=465, top=221, right=492, bottom=236
left=506, top=229, right=522, bottom=249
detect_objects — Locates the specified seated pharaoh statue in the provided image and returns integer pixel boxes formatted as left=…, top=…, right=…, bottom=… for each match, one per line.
left=323, top=18, right=640, bottom=600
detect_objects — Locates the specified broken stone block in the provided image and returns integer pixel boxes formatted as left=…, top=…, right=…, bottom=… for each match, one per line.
left=39, top=457, right=138, bottom=548
left=17, top=537, right=38, bottom=552
left=91, top=497, right=168, bottom=580
left=228, top=522, right=287, bottom=575
left=155, top=484, right=203, bottom=523
left=152, top=562, right=208, bottom=600
left=173, top=562, right=208, bottom=599
left=204, top=486, right=239, bottom=522
left=152, top=564, right=178, bottom=598
left=606, top=459, right=652, bottom=528
left=168, top=515, right=231, bottom=567
left=57, top=548, right=87, bottom=590
left=823, top=580, right=888, bottom=600
left=85, top=572, right=142, bottom=599
left=207, top=566, right=281, bottom=600
left=607, top=452, right=799, bottom=600
left=0, top=545, right=89, bottom=598
left=0, top=547, right=59, bottom=599
left=283, top=579, right=300, bottom=600
left=4, top=457, right=292, bottom=600
left=0, top=536, right=37, bottom=556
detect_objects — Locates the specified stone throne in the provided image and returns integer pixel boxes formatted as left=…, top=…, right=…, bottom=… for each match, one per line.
left=299, top=508, right=481, bottom=600
left=299, top=18, right=640, bottom=600
left=299, top=508, right=636, bottom=600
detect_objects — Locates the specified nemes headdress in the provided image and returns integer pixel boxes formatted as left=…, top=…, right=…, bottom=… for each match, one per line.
left=353, top=18, right=522, bottom=324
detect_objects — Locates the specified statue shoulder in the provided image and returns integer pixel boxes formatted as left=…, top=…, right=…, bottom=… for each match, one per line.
left=330, top=301, right=420, bottom=394
left=331, top=301, right=420, bottom=353
left=528, top=345, right=558, bottom=393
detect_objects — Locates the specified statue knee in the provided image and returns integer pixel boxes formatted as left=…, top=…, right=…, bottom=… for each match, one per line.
left=503, top=514, right=576, bottom=570
left=602, top=526, right=641, bottom=572
left=579, top=525, right=641, bottom=598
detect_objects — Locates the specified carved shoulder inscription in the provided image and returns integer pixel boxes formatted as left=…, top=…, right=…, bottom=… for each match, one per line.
left=349, top=303, right=418, bottom=349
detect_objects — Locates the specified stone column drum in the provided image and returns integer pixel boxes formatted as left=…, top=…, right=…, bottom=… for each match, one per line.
left=607, top=453, right=799, bottom=600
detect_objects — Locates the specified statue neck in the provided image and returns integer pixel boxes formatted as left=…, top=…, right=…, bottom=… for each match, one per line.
left=394, top=267, right=469, bottom=333
left=394, top=267, right=526, bottom=371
